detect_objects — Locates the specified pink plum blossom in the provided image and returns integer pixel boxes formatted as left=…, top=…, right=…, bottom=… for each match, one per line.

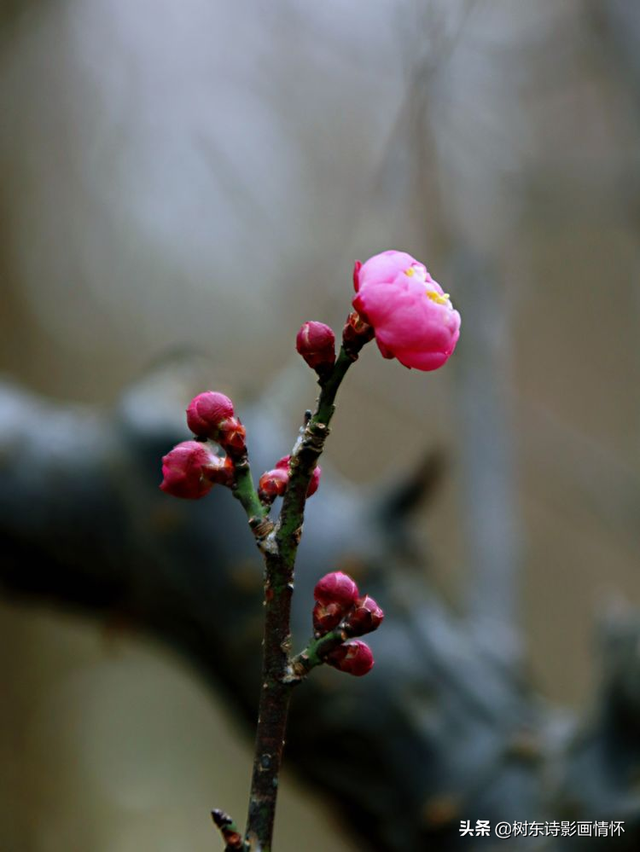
left=352, top=250, right=460, bottom=371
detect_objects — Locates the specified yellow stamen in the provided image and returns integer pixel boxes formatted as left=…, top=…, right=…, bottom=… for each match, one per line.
left=405, top=267, right=415, bottom=277
left=426, top=290, right=450, bottom=306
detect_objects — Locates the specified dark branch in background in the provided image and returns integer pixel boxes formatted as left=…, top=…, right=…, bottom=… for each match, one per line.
left=0, top=368, right=639, bottom=850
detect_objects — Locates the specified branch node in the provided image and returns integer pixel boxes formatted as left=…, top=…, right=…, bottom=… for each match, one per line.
left=249, top=516, right=275, bottom=541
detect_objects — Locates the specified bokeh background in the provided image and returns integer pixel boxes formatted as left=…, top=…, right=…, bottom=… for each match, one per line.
left=0, top=1, right=638, bottom=849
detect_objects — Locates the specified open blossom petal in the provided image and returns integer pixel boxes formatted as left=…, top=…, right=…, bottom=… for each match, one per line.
left=389, top=347, right=453, bottom=371
left=352, top=250, right=460, bottom=372
left=355, top=250, right=428, bottom=292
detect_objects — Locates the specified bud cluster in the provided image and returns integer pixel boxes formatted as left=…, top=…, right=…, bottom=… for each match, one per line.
left=258, top=454, right=322, bottom=505
left=160, top=391, right=245, bottom=500
left=312, top=571, right=384, bottom=677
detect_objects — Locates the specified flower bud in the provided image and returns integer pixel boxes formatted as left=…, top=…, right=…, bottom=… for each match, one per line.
left=312, top=601, right=344, bottom=635
left=258, top=468, right=289, bottom=502
left=314, top=571, right=359, bottom=609
left=160, top=441, right=228, bottom=499
left=217, top=417, right=247, bottom=457
left=275, top=455, right=322, bottom=497
left=326, top=639, right=374, bottom=677
left=296, top=321, right=336, bottom=372
left=345, top=595, right=384, bottom=636
left=186, top=392, right=234, bottom=438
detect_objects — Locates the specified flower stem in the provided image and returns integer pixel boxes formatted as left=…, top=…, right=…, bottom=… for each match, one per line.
left=231, top=457, right=275, bottom=544
left=242, top=346, right=358, bottom=851
left=287, top=628, right=348, bottom=681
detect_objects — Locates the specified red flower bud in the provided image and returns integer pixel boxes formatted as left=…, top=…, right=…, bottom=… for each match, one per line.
left=217, top=417, right=247, bottom=457
left=314, top=571, right=359, bottom=609
left=275, top=455, right=322, bottom=497
left=326, top=639, right=374, bottom=677
left=296, top=321, right=336, bottom=371
left=345, top=595, right=384, bottom=636
left=160, top=441, right=228, bottom=500
left=186, top=392, right=234, bottom=438
left=258, top=468, right=289, bottom=502
left=312, top=601, right=345, bottom=635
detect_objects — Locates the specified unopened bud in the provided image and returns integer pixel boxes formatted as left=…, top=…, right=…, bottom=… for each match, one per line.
left=314, top=571, right=359, bottom=609
left=186, top=392, right=234, bottom=438
left=345, top=595, right=384, bottom=636
left=160, top=441, right=228, bottom=500
left=258, top=468, right=289, bottom=502
left=312, top=601, right=345, bottom=635
left=326, top=639, right=374, bottom=677
left=275, top=455, right=322, bottom=497
left=217, top=417, right=247, bottom=457
left=296, top=321, right=336, bottom=372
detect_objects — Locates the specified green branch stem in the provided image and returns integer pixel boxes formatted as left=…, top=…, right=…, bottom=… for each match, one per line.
left=231, top=459, right=274, bottom=545
left=287, top=628, right=348, bottom=681
left=224, top=340, right=369, bottom=852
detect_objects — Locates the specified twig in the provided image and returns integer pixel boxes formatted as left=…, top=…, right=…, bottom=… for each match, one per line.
left=241, top=346, right=357, bottom=851
left=286, top=628, right=347, bottom=682
left=211, top=810, right=248, bottom=851
left=231, top=457, right=275, bottom=547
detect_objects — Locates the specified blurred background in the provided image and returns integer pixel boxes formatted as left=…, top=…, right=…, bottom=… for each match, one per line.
left=0, top=1, right=639, bottom=849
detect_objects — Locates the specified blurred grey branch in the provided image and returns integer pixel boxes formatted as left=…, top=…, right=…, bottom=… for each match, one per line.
left=1, top=365, right=639, bottom=850
left=451, top=249, right=522, bottom=659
